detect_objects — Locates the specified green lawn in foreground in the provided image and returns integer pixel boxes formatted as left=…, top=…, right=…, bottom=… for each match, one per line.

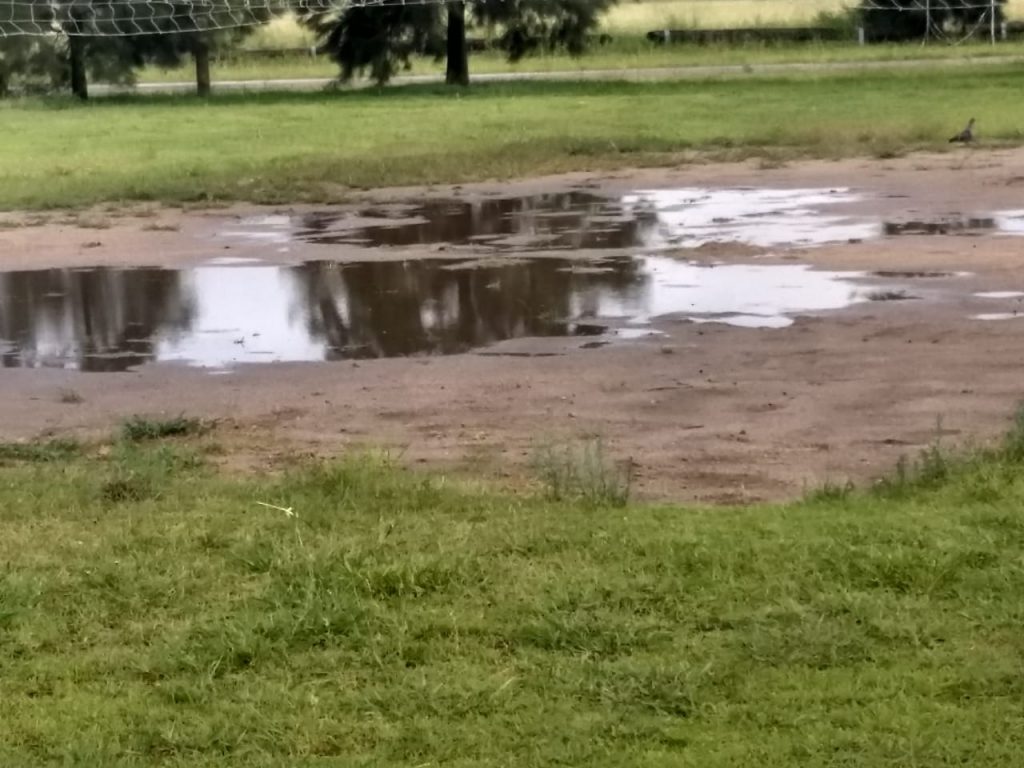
left=2, top=413, right=1024, bottom=765
left=135, top=38, right=1024, bottom=84
left=5, top=66, right=1024, bottom=211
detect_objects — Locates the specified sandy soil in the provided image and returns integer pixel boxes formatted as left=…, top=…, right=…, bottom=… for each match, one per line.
left=3, top=148, right=1024, bottom=504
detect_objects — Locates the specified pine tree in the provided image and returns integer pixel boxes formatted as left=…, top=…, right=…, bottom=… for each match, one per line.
left=297, top=0, right=618, bottom=86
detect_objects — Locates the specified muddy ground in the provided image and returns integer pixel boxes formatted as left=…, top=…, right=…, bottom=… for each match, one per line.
left=3, top=148, right=1024, bottom=504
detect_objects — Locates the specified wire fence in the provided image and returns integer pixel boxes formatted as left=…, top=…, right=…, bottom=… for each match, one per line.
left=0, top=0, right=1012, bottom=41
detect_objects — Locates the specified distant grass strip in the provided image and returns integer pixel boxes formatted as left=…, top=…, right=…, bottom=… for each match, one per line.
left=3, top=66, right=1024, bottom=210
left=137, top=38, right=1024, bottom=84
left=3, top=412, right=1024, bottom=765
left=0, top=438, right=80, bottom=463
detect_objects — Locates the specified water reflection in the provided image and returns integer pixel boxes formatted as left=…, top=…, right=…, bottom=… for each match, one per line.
left=224, top=192, right=1024, bottom=255
left=0, top=267, right=194, bottom=371
left=288, top=257, right=645, bottom=360
left=277, top=187, right=878, bottom=252
left=619, top=187, right=879, bottom=248
left=0, top=258, right=644, bottom=371
left=295, top=192, right=662, bottom=251
left=0, top=256, right=874, bottom=372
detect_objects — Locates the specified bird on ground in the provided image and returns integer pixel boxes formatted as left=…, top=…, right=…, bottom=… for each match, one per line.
left=949, top=118, right=976, bottom=144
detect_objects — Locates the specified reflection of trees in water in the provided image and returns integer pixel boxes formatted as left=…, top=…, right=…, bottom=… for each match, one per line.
left=290, top=257, right=646, bottom=360
left=297, top=193, right=664, bottom=250
left=0, top=267, right=195, bottom=371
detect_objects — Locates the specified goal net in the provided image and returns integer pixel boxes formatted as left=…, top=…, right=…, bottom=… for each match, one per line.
left=0, top=0, right=446, bottom=37
left=0, top=0, right=1005, bottom=39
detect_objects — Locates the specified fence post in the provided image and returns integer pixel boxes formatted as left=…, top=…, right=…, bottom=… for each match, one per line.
left=857, top=26, right=865, bottom=46
left=992, top=0, right=997, bottom=45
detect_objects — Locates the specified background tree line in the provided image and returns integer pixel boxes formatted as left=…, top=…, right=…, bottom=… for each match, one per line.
left=0, top=0, right=1009, bottom=99
left=0, top=0, right=616, bottom=98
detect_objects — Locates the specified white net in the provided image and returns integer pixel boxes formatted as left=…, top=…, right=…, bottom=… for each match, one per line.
left=0, top=0, right=452, bottom=36
left=0, top=0, right=1003, bottom=38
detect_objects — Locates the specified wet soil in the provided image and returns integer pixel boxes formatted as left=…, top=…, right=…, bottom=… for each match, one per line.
left=4, top=148, right=1024, bottom=503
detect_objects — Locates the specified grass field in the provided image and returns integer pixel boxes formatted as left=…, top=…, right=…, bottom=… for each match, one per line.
left=8, top=10, right=1024, bottom=764
left=136, top=39, right=1024, bottom=85
left=3, top=411, right=1024, bottom=765
left=3, top=66, right=1023, bottom=210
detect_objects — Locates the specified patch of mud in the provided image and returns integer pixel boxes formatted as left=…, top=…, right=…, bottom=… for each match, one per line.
left=866, top=289, right=918, bottom=302
left=883, top=217, right=996, bottom=236
left=872, top=270, right=955, bottom=279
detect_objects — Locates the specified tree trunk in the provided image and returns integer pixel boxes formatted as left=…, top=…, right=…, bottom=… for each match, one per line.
left=446, top=1, right=469, bottom=86
left=69, top=36, right=88, bottom=100
left=193, top=35, right=211, bottom=97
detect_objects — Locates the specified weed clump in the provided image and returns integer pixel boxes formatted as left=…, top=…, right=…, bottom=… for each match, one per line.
left=58, top=388, right=84, bottom=404
left=120, top=415, right=206, bottom=443
left=531, top=437, right=632, bottom=506
left=809, top=403, right=1024, bottom=502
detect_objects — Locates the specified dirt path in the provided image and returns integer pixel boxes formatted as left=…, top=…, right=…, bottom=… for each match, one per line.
left=3, top=149, right=1024, bottom=503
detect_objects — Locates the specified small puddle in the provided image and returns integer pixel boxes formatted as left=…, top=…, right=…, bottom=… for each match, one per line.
left=617, top=187, right=879, bottom=248
left=224, top=188, right=1024, bottom=255
left=228, top=187, right=884, bottom=253
left=971, top=312, right=1024, bottom=321
left=0, top=256, right=878, bottom=372
left=293, top=192, right=657, bottom=251
left=975, top=291, right=1024, bottom=299
left=993, top=211, right=1024, bottom=234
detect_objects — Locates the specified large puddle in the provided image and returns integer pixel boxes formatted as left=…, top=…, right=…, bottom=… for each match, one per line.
left=0, top=256, right=879, bottom=372
left=226, top=187, right=1024, bottom=253
left=6, top=184, right=1016, bottom=372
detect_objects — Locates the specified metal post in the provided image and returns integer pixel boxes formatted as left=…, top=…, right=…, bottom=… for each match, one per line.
left=857, top=26, right=865, bottom=46
left=924, top=0, right=930, bottom=44
left=992, top=0, right=997, bottom=45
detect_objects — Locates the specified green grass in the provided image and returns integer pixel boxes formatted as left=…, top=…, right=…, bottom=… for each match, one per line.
left=5, top=66, right=1024, bottom=210
left=0, top=438, right=81, bottom=463
left=4, top=411, right=1024, bottom=765
left=136, top=38, right=1024, bottom=85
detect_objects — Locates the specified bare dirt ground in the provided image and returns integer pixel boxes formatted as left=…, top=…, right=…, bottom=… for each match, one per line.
left=3, top=148, right=1024, bottom=504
